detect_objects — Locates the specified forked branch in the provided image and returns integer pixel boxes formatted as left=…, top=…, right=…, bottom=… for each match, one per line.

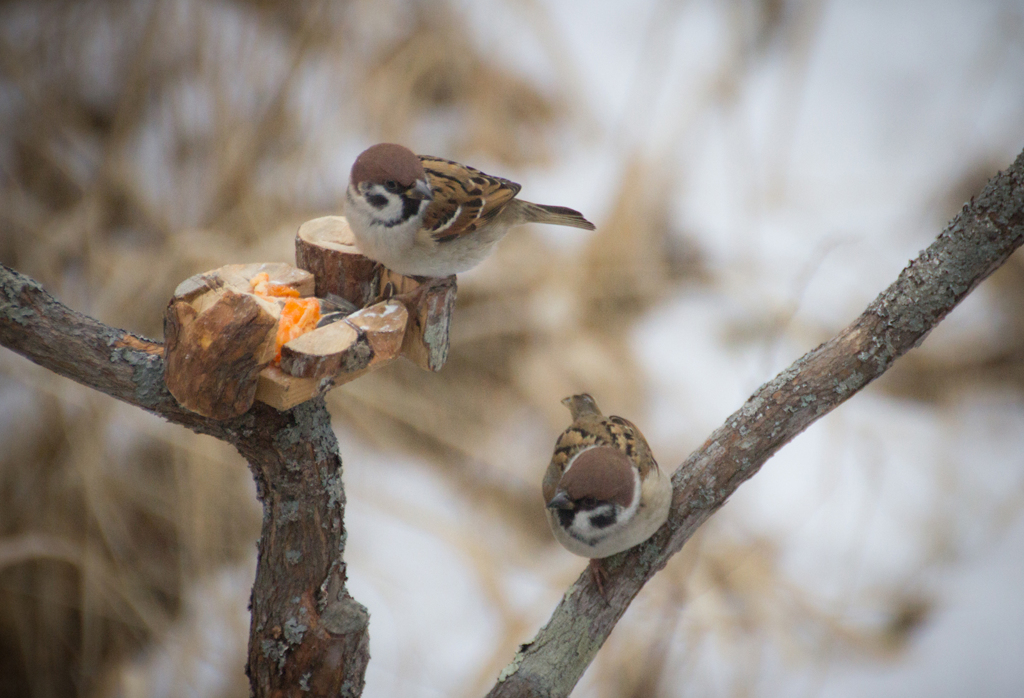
left=485, top=147, right=1024, bottom=698
left=0, top=270, right=370, bottom=696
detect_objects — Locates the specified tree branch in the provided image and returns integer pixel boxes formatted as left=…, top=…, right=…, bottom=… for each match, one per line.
left=486, top=147, right=1024, bottom=697
left=0, top=268, right=370, bottom=696
left=4, top=143, right=1022, bottom=697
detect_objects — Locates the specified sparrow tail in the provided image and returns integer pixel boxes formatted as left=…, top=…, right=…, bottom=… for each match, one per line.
left=516, top=201, right=596, bottom=230
left=562, top=394, right=602, bottom=420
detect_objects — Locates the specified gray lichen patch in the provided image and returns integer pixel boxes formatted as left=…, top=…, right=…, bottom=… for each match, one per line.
left=291, top=399, right=341, bottom=463
left=320, top=466, right=345, bottom=512
left=0, top=273, right=44, bottom=325
left=833, top=371, right=865, bottom=395
left=695, top=483, right=717, bottom=508
left=633, top=537, right=663, bottom=574
left=127, top=357, right=170, bottom=406
left=260, top=638, right=289, bottom=671
left=738, top=395, right=764, bottom=419
left=273, top=424, right=305, bottom=456
left=320, top=597, right=369, bottom=636
left=496, top=649, right=525, bottom=682
left=279, top=500, right=301, bottom=525
left=283, top=616, right=308, bottom=645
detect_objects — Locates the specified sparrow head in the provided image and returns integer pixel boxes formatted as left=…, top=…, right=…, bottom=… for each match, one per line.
left=546, top=445, right=638, bottom=538
left=350, top=143, right=433, bottom=204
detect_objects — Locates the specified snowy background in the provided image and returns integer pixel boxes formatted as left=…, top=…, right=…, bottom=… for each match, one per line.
left=1, top=1, right=1023, bottom=697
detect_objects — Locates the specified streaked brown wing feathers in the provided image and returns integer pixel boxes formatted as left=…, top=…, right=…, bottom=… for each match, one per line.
left=419, top=156, right=521, bottom=244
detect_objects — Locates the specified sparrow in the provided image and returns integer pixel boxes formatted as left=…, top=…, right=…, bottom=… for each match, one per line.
left=543, top=394, right=672, bottom=593
left=344, top=143, right=595, bottom=277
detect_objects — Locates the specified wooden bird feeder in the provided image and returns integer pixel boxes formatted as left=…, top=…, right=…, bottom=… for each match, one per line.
left=163, top=216, right=457, bottom=419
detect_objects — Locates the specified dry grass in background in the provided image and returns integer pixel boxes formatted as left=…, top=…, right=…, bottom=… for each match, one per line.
left=1, top=1, right=1023, bottom=697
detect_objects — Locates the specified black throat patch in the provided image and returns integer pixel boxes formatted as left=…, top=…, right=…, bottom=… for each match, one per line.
left=588, top=509, right=617, bottom=529
left=378, top=192, right=425, bottom=228
left=399, top=195, right=423, bottom=224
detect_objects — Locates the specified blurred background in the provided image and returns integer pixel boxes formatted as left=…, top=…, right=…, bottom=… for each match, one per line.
left=1, top=1, right=1023, bottom=696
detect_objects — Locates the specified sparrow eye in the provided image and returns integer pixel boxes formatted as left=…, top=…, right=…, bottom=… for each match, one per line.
left=383, top=180, right=400, bottom=192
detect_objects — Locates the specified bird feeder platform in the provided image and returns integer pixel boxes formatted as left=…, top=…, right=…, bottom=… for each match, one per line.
left=163, top=216, right=456, bottom=419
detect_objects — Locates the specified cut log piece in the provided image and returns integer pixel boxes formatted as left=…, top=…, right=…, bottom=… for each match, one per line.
left=277, top=298, right=409, bottom=382
left=254, top=300, right=408, bottom=409
left=279, top=320, right=370, bottom=380
left=394, top=277, right=457, bottom=372
left=164, top=288, right=280, bottom=420
left=293, top=215, right=457, bottom=372
left=174, top=262, right=315, bottom=304
left=295, top=216, right=380, bottom=308
left=346, top=299, right=408, bottom=368
left=375, top=267, right=422, bottom=300
left=337, top=299, right=409, bottom=381
left=222, top=262, right=315, bottom=297
left=164, top=263, right=318, bottom=418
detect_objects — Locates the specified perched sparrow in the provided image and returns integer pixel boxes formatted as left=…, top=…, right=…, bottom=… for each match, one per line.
left=543, top=394, right=672, bottom=592
left=344, top=143, right=595, bottom=277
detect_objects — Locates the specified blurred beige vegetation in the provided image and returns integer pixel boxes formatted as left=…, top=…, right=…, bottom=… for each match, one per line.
left=1, top=1, right=1023, bottom=698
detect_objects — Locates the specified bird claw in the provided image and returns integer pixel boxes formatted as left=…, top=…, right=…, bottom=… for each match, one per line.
left=589, top=558, right=609, bottom=597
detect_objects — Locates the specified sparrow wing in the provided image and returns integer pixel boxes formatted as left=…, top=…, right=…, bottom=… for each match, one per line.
left=418, top=156, right=522, bottom=244
left=605, top=415, right=660, bottom=477
left=604, top=416, right=647, bottom=459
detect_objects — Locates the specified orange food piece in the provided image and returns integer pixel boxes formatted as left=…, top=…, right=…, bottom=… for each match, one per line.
left=250, top=271, right=300, bottom=298
left=250, top=272, right=321, bottom=362
left=274, top=297, right=320, bottom=361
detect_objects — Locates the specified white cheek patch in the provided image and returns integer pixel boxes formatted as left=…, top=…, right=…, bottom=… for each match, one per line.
left=354, top=184, right=406, bottom=226
left=566, top=504, right=620, bottom=545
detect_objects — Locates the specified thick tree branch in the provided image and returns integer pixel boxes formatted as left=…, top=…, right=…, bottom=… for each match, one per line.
left=486, top=147, right=1024, bottom=698
left=0, top=269, right=369, bottom=696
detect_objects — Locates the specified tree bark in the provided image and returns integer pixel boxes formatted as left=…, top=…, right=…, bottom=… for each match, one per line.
left=0, top=269, right=370, bottom=697
left=484, top=148, right=1024, bottom=697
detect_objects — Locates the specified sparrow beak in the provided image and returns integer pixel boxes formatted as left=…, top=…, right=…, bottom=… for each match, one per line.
left=546, top=491, right=575, bottom=511
left=407, top=178, right=433, bottom=201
